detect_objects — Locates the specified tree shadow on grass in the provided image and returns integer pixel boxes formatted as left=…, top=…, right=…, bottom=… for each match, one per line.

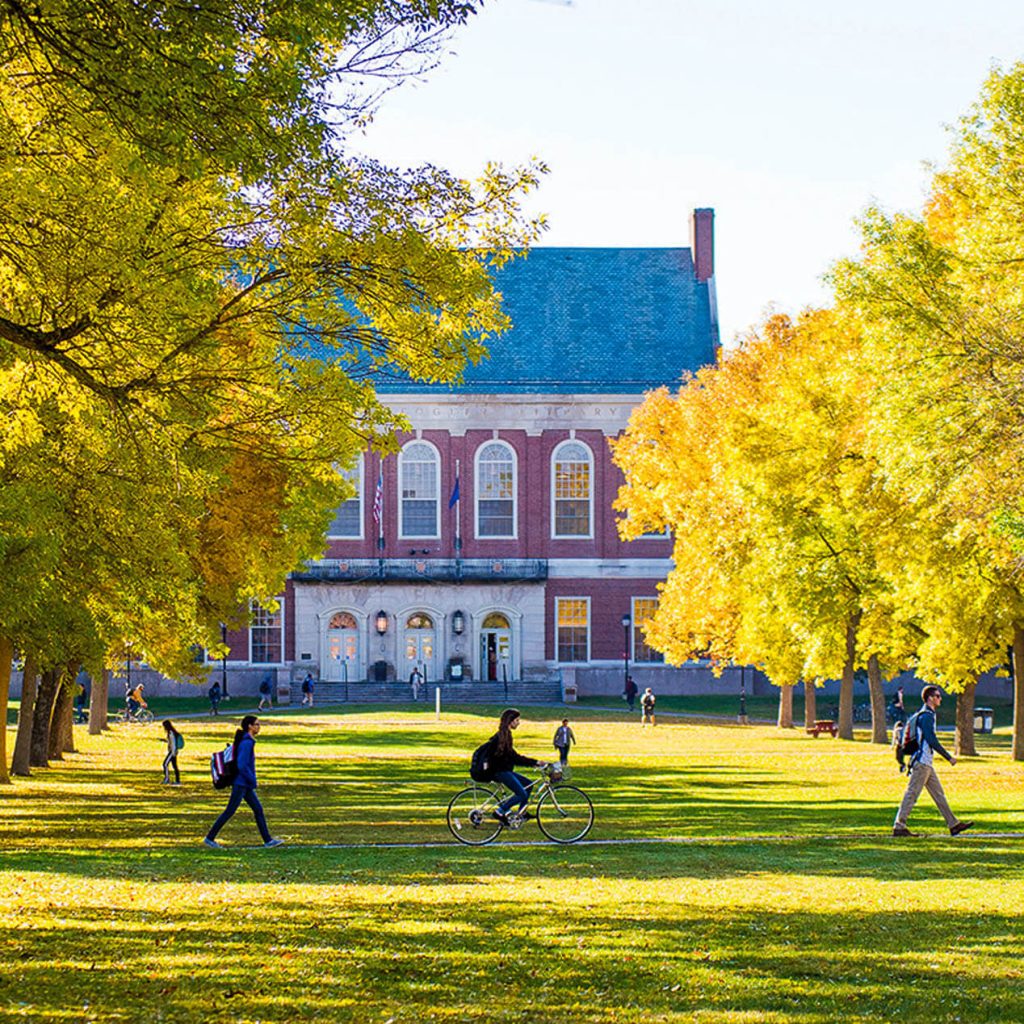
left=3, top=890, right=1023, bottom=1023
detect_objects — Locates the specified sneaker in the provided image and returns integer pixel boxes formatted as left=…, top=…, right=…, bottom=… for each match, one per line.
left=263, top=837, right=285, bottom=848
left=202, top=837, right=222, bottom=849
left=492, top=811, right=509, bottom=826
left=950, top=820, right=974, bottom=836
left=892, top=825, right=917, bottom=837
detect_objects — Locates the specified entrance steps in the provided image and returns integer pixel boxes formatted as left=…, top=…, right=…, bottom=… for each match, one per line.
left=291, top=679, right=563, bottom=705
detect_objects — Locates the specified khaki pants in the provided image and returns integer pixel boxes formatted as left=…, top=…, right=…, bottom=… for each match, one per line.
left=895, top=761, right=959, bottom=829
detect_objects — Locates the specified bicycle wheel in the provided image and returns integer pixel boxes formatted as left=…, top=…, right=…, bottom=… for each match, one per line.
left=136, top=708, right=155, bottom=724
left=536, top=785, right=594, bottom=844
left=447, top=785, right=503, bottom=845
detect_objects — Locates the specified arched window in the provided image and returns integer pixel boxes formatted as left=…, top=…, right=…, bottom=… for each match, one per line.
left=328, top=612, right=358, bottom=630
left=552, top=440, right=593, bottom=538
left=475, top=441, right=516, bottom=538
left=482, top=612, right=511, bottom=629
left=327, top=457, right=363, bottom=538
left=400, top=441, right=439, bottom=538
left=406, top=612, right=434, bottom=629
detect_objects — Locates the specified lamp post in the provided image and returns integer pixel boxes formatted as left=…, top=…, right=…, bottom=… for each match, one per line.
left=621, top=613, right=631, bottom=697
left=219, top=623, right=230, bottom=699
left=738, top=664, right=748, bottom=725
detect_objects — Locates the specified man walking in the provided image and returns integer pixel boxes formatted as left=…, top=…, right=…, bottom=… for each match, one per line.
left=640, top=687, right=656, bottom=728
left=552, top=718, right=576, bottom=765
left=893, top=685, right=974, bottom=837
left=624, top=675, right=638, bottom=712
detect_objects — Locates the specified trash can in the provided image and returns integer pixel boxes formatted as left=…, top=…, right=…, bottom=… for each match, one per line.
left=974, top=707, right=994, bottom=734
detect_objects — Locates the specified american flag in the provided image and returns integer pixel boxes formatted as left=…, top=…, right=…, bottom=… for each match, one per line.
left=372, top=468, right=383, bottom=525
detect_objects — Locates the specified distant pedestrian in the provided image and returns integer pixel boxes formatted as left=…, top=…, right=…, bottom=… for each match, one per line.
left=624, top=675, right=638, bottom=712
left=162, top=719, right=183, bottom=784
left=553, top=719, right=576, bottom=764
left=203, top=715, right=283, bottom=849
left=893, top=686, right=973, bottom=837
left=208, top=681, right=222, bottom=716
left=891, top=685, right=907, bottom=725
left=258, top=674, right=274, bottom=711
left=300, top=673, right=315, bottom=707
left=410, top=666, right=423, bottom=702
left=640, top=687, right=656, bottom=727
left=74, top=670, right=90, bottom=724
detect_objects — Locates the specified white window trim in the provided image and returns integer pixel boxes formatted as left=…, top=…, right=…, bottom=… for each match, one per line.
left=326, top=454, right=365, bottom=540
left=555, top=596, right=591, bottom=665
left=550, top=440, right=594, bottom=540
left=249, top=599, right=286, bottom=666
left=474, top=439, right=518, bottom=540
left=398, top=439, right=441, bottom=540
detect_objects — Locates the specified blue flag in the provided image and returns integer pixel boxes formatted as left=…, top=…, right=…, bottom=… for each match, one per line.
left=448, top=476, right=460, bottom=509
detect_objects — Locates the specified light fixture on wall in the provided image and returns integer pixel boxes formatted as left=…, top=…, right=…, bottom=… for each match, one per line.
left=452, top=610, right=465, bottom=635
left=375, top=610, right=389, bottom=636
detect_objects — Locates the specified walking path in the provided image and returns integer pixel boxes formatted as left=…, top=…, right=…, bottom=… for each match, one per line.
left=230, top=831, right=1024, bottom=851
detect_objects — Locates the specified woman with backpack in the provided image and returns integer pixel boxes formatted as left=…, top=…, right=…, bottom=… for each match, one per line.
left=162, top=719, right=184, bottom=785
left=482, top=708, right=548, bottom=825
left=203, top=715, right=284, bottom=848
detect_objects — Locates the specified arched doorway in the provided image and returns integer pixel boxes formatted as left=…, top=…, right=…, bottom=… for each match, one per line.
left=403, top=612, right=436, bottom=681
left=324, top=611, right=359, bottom=682
left=479, top=612, right=512, bottom=682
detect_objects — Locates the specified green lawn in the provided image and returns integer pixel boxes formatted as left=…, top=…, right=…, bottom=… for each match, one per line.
left=1, top=706, right=1022, bottom=1022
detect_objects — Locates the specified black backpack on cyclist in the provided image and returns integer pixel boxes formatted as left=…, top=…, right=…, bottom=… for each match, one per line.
left=470, top=740, right=496, bottom=782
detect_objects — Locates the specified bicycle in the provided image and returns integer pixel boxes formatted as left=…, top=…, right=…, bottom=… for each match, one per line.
left=446, top=764, right=594, bottom=845
left=121, top=705, right=154, bottom=725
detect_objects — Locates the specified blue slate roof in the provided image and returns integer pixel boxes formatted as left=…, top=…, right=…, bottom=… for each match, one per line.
left=376, top=247, right=718, bottom=394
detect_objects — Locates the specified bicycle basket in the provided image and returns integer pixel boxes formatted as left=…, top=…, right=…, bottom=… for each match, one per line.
left=548, top=766, right=565, bottom=783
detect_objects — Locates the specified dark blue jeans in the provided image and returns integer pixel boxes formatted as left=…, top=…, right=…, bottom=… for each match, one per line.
left=207, top=785, right=271, bottom=843
left=494, top=771, right=532, bottom=814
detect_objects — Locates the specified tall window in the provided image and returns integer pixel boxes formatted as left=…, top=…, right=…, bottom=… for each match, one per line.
left=400, top=441, right=439, bottom=538
left=250, top=602, right=283, bottom=664
left=632, top=597, right=665, bottom=664
left=476, top=441, right=516, bottom=538
left=556, top=598, right=589, bottom=663
left=552, top=441, right=592, bottom=538
left=327, top=458, right=363, bottom=538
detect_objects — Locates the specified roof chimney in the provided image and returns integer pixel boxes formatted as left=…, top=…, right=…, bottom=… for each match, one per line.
left=691, top=208, right=714, bottom=283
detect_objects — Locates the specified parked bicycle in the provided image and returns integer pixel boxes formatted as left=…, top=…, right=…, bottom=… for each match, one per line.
left=447, top=764, right=594, bottom=845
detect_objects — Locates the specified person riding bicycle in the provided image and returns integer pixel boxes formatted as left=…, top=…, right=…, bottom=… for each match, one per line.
left=481, top=708, right=547, bottom=825
left=126, top=683, right=147, bottom=718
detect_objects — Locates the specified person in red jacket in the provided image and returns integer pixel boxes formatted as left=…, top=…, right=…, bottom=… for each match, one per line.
left=483, top=708, right=548, bottom=824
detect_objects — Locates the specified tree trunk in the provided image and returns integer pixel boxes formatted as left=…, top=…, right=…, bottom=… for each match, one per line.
left=837, top=613, right=861, bottom=741
left=777, top=683, right=794, bottom=728
left=0, top=636, right=13, bottom=785
left=954, top=679, right=978, bottom=758
left=49, top=670, right=75, bottom=759
left=804, top=679, right=817, bottom=730
left=11, top=655, right=38, bottom=777
left=1014, top=625, right=1024, bottom=762
left=30, top=667, right=59, bottom=768
left=89, top=665, right=110, bottom=734
left=866, top=653, right=888, bottom=745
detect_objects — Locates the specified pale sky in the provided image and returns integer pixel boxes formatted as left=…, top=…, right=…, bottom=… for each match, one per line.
left=357, top=0, right=1024, bottom=346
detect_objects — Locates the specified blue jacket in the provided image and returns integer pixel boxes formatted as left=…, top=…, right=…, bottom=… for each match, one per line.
left=234, top=733, right=258, bottom=788
left=911, top=707, right=953, bottom=766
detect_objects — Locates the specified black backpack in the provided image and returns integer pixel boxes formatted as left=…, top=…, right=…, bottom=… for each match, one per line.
left=895, top=711, right=921, bottom=771
left=470, top=740, right=496, bottom=782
